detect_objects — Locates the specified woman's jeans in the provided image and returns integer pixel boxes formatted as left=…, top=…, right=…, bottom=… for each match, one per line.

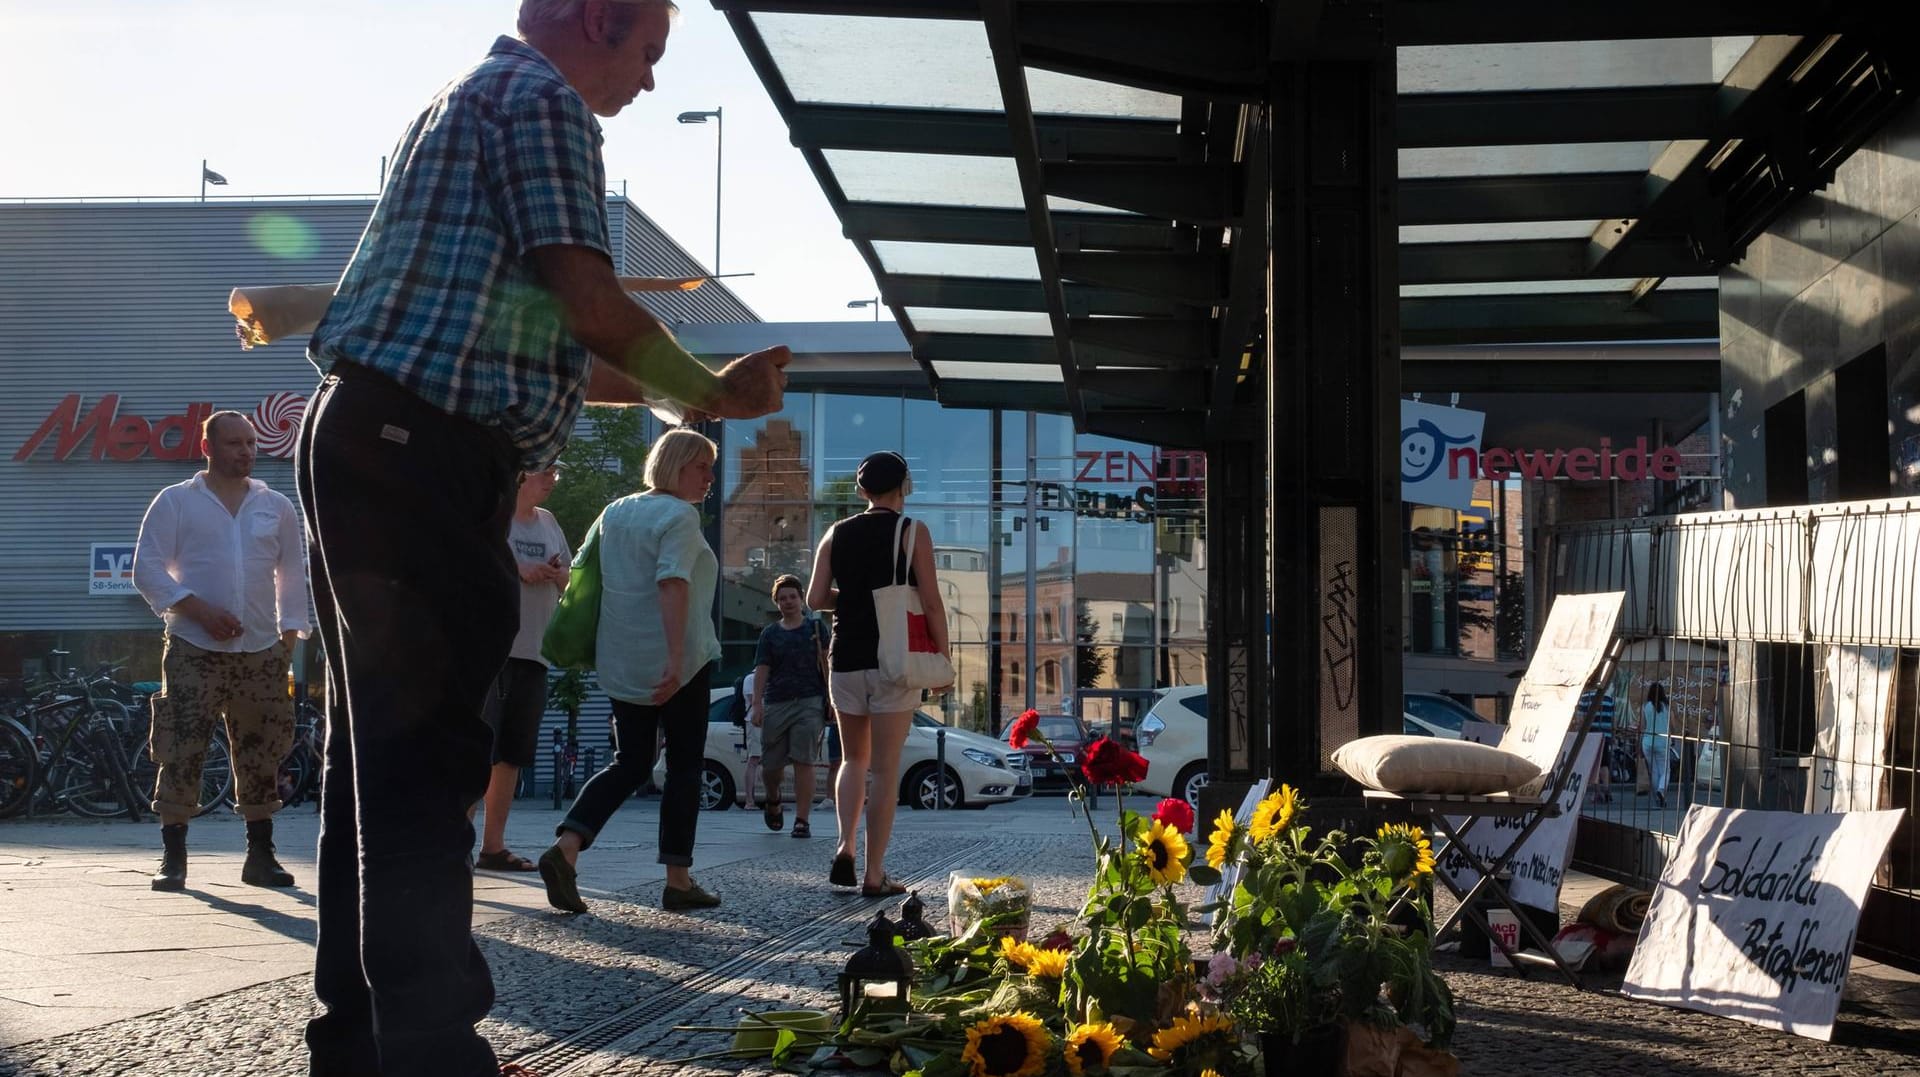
left=560, top=664, right=713, bottom=866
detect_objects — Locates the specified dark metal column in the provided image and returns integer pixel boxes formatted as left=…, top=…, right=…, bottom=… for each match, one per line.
left=1204, top=436, right=1269, bottom=813
left=1267, top=50, right=1402, bottom=788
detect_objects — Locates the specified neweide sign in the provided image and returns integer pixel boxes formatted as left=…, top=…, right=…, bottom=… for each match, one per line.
left=1623, top=806, right=1904, bottom=1040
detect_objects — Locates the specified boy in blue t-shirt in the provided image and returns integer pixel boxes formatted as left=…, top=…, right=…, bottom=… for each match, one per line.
left=750, top=575, right=832, bottom=838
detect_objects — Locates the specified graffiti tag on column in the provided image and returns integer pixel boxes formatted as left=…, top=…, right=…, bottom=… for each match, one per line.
left=1227, top=643, right=1249, bottom=756
left=1322, top=559, right=1357, bottom=710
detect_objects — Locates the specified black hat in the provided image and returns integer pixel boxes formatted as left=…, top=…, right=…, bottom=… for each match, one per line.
left=856, top=451, right=909, bottom=494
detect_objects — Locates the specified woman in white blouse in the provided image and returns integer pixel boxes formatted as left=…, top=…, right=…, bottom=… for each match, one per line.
left=539, top=429, right=723, bottom=913
left=1641, top=681, right=1672, bottom=808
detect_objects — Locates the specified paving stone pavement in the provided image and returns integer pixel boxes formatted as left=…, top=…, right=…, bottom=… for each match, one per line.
left=3, top=799, right=1920, bottom=1075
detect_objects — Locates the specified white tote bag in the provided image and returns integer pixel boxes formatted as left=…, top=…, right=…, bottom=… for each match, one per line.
left=873, top=514, right=955, bottom=690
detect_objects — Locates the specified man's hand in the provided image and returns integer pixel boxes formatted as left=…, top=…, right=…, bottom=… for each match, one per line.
left=751, top=707, right=764, bottom=728
left=281, top=630, right=300, bottom=653
left=518, top=562, right=550, bottom=584
left=176, top=595, right=243, bottom=642
left=705, top=346, right=792, bottom=420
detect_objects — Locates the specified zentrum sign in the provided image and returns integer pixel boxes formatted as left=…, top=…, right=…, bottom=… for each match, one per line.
left=14, top=392, right=307, bottom=463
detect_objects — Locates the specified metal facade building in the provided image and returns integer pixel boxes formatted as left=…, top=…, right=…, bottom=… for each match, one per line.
left=0, top=197, right=754, bottom=658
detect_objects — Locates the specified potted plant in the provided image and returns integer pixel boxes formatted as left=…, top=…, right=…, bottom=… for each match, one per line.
left=1196, top=786, right=1456, bottom=1076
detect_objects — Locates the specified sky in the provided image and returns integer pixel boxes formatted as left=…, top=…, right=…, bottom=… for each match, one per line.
left=0, top=1, right=880, bottom=322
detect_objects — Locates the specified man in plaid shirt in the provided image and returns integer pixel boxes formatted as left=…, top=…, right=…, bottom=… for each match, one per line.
left=298, top=2, right=788, bottom=1072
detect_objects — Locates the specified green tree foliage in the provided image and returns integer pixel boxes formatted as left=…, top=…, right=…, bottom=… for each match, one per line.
left=1075, top=600, right=1108, bottom=690
left=546, top=406, right=650, bottom=547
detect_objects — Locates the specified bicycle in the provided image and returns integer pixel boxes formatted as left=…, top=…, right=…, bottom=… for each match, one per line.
left=2, top=655, right=146, bottom=821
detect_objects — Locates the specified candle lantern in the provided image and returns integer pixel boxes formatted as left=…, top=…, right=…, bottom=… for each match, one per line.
left=898, top=891, right=935, bottom=941
left=838, top=911, right=914, bottom=1021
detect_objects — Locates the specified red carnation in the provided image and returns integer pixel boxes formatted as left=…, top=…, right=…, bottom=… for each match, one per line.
left=1152, top=797, right=1195, bottom=834
left=1082, top=736, right=1149, bottom=786
left=1008, top=709, right=1041, bottom=749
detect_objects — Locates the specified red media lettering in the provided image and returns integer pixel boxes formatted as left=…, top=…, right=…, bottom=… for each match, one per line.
left=14, top=394, right=213, bottom=462
left=1445, top=437, right=1684, bottom=482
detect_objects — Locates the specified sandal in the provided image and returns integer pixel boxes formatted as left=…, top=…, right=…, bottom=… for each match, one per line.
left=791, top=819, right=811, bottom=839
left=830, top=852, right=857, bottom=888
left=764, top=800, right=784, bottom=832
left=477, top=848, right=538, bottom=872
left=861, top=876, right=908, bottom=898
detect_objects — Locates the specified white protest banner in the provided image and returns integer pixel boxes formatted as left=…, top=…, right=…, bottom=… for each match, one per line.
left=1504, top=591, right=1623, bottom=798
left=1399, top=400, right=1484, bottom=511
left=1809, top=645, right=1893, bottom=813
left=1439, top=734, right=1602, bottom=912
left=1623, top=806, right=1905, bottom=1040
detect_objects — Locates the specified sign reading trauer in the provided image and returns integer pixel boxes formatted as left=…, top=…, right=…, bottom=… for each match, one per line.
left=1623, top=806, right=1904, bottom=1040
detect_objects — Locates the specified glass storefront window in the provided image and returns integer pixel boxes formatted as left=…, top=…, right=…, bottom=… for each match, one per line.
left=903, top=400, right=991, bottom=505
left=817, top=394, right=903, bottom=500
left=722, top=394, right=813, bottom=503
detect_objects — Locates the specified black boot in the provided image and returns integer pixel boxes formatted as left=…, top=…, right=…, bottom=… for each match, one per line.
left=241, top=818, right=295, bottom=887
left=152, top=824, right=187, bottom=891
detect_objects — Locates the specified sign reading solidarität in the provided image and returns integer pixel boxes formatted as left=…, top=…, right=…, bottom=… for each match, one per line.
left=1623, top=806, right=1905, bottom=1040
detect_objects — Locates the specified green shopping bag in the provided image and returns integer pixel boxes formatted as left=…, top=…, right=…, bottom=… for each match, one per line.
left=541, top=513, right=603, bottom=670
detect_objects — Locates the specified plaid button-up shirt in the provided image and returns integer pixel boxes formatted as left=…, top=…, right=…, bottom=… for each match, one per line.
left=310, top=36, right=609, bottom=469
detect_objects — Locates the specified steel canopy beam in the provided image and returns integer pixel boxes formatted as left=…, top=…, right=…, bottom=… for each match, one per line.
left=1045, top=162, right=1239, bottom=225
left=1403, top=357, right=1721, bottom=393
left=1078, top=369, right=1208, bottom=408
left=1383, top=1, right=1830, bottom=45
left=1400, top=236, right=1710, bottom=284
left=787, top=104, right=1183, bottom=160
left=1015, top=1, right=1268, bottom=102
left=1401, top=172, right=1646, bottom=225
left=886, top=274, right=1178, bottom=317
left=1399, top=85, right=1720, bottom=148
left=841, top=203, right=1183, bottom=251
left=1400, top=290, right=1718, bottom=344
left=1056, top=251, right=1227, bottom=305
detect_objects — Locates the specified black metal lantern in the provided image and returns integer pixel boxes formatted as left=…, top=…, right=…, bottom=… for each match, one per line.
left=897, top=891, right=935, bottom=941
left=839, top=911, right=914, bottom=1020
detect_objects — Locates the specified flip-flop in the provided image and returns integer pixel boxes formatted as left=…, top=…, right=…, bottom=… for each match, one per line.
left=477, top=848, right=537, bottom=872
left=861, top=876, right=908, bottom=898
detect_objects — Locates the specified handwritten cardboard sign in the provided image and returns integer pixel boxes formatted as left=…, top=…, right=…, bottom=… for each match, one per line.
left=1440, top=733, right=1602, bottom=912
left=1504, top=592, right=1623, bottom=798
left=1623, top=806, right=1904, bottom=1040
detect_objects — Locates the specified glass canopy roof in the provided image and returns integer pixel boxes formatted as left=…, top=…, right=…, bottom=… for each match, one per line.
left=719, top=3, right=1812, bottom=436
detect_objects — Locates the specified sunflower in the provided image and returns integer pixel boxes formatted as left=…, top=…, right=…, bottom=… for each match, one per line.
left=1248, top=784, right=1300, bottom=843
left=1139, top=819, right=1190, bottom=886
left=961, top=1011, right=1050, bottom=1077
left=1375, top=821, right=1436, bottom=879
left=973, top=876, right=1015, bottom=895
left=999, top=936, right=1047, bottom=970
left=1200, top=1070, right=1223, bottom=1077
left=1146, top=1013, right=1237, bottom=1062
left=1205, top=809, right=1238, bottom=869
left=1063, top=1022, right=1125, bottom=1077
left=1023, top=946, right=1069, bottom=979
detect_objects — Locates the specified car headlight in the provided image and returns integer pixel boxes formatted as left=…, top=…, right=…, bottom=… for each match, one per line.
left=1136, top=715, right=1165, bottom=747
left=1057, top=751, right=1077, bottom=763
left=961, top=748, right=1006, bottom=769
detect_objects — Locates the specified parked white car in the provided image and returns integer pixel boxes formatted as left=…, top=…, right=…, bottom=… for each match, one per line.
left=1132, top=685, right=1209, bottom=809
left=656, top=690, right=1030, bottom=811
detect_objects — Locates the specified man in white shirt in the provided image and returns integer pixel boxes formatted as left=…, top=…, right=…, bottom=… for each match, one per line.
left=133, top=410, right=309, bottom=892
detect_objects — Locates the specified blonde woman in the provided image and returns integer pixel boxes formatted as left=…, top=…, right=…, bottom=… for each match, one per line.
left=541, top=429, right=722, bottom=913
left=808, top=451, right=950, bottom=897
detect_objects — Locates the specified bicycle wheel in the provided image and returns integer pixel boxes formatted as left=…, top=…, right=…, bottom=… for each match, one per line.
left=196, top=732, right=234, bottom=817
left=55, top=728, right=131, bottom=819
left=0, top=718, right=35, bottom=820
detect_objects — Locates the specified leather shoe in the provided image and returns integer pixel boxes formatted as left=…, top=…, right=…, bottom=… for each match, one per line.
left=538, top=846, right=588, bottom=914
left=662, top=882, right=721, bottom=910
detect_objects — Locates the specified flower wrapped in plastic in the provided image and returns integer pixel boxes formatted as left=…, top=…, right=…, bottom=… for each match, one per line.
left=948, top=873, right=1031, bottom=943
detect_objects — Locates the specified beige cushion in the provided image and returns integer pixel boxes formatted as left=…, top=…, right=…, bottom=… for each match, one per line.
left=1331, top=735, right=1542, bottom=795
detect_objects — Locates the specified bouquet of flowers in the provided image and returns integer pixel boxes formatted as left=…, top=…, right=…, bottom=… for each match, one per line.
left=1198, top=785, right=1456, bottom=1071
left=948, top=874, right=1032, bottom=943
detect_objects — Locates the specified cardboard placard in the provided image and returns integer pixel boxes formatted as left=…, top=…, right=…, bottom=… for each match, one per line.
left=1622, top=806, right=1905, bottom=1040
left=1504, top=592, right=1624, bottom=798
left=1439, top=734, right=1602, bottom=912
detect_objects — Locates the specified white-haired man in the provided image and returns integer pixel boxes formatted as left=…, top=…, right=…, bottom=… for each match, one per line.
left=297, top=2, right=789, bottom=1073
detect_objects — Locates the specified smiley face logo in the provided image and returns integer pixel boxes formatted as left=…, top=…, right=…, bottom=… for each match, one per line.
left=1400, top=418, right=1476, bottom=483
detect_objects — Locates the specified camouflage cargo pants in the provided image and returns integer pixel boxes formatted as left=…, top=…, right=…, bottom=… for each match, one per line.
left=149, top=635, right=294, bottom=822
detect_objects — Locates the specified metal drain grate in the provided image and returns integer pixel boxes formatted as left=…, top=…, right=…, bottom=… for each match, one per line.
left=505, top=840, right=990, bottom=1073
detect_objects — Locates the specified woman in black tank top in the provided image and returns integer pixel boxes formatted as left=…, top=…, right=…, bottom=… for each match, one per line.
left=806, top=451, right=950, bottom=896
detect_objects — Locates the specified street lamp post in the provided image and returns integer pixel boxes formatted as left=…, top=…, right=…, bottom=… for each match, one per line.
left=676, top=107, right=723, bottom=274
left=847, top=297, right=882, bottom=321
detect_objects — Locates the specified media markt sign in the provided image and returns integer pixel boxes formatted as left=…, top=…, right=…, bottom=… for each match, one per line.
left=1400, top=399, right=1484, bottom=510
left=13, top=392, right=308, bottom=462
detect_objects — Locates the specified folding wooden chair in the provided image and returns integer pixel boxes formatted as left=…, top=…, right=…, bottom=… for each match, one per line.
left=1364, top=591, right=1627, bottom=985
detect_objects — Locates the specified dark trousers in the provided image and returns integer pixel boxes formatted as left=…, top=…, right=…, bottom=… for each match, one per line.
left=560, top=664, right=712, bottom=865
left=296, top=366, right=519, bottom=1077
